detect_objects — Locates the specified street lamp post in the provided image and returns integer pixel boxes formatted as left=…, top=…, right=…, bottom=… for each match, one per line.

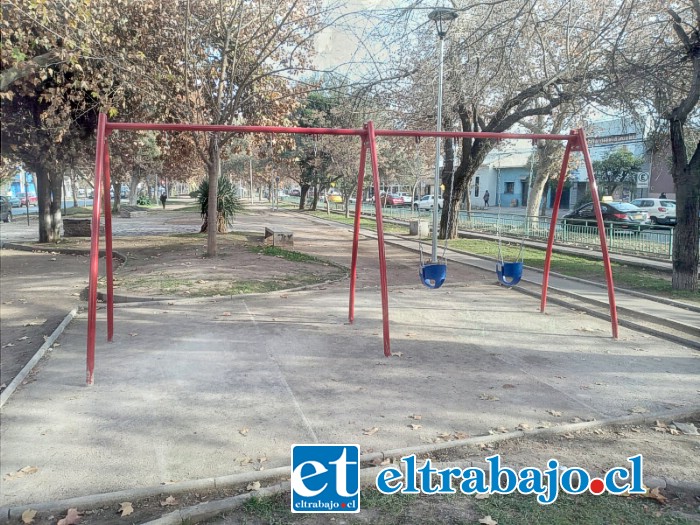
left=428, top=7, right=458, bottom=263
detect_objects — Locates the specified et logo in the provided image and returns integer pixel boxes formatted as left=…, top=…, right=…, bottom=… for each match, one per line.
left=291, top=444, right=360, bottom=513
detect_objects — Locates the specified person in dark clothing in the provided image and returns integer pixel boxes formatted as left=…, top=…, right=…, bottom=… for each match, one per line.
left=483, top=190, right=490, bottom=208
left=160, top=191, right=167, bottom=209
left=659, top=192, right=667, bottom=199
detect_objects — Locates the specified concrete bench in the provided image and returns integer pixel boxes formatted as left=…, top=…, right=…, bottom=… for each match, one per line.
left=264, top=226, right=293, bottom=248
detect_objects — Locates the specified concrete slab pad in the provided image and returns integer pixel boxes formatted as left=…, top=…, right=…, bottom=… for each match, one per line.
left=1, top=284, right=698, bottom=507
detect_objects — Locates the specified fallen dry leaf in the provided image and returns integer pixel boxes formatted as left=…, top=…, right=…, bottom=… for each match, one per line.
left=222, top=312, right=232, bottom=317
left=547, top=410, right=562, bottom=417
left=4, top=466, right=39, bottom=481
left=247, top=481, right=261, bottom=491
left=453, top=431, right=469, bottom=439
left=516, top=423, right=531, bottom=431
left=57, top=508, right=81, bottom=525
left=363, top=427, right=380, bottom=436
left=391, top=352, right=404, bottom=357
left=410, top=414, right=422, bottom=421
left=160, top=496, right=177, bottom=507
left=474, top=493, right=490, bottom=500
left=128, top=333, right=138, bottom=337
left=645, top=487, right=668, bottom=504
left=17, top=336, right=28, bottom=341
left=479, top=515, right=498, bottom=525
left=239, top=427, right=250, bottom=436
left=409, top=424, right=422, bottom=431
left=118, top=502, right=133, bottom=517
left=21, top=509, right=37, bottom=524
left=370, top=457, right=391, bottom=466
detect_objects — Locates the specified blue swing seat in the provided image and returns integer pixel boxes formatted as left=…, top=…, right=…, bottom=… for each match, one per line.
left=420, top=263, right=447, bottom=289
left=496, top=261, right=523, bottom=287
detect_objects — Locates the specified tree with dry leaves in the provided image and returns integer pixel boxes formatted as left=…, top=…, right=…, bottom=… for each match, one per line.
left=602, top=0, right=700, bottom=290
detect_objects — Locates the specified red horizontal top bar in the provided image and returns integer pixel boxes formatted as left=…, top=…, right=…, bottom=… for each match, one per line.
left=105, top=120, right=576, bottom=141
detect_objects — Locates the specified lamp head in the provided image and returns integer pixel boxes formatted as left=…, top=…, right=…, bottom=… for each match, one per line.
left=428, top=7, right=458, bottom=38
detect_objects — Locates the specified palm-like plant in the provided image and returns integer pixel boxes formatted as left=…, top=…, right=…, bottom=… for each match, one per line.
left=196, top=176, right=243, bottom=233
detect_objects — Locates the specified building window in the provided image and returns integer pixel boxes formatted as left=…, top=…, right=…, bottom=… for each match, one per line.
left=505, top=182, right=515, bottom=194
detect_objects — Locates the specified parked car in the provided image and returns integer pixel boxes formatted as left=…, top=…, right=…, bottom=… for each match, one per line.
left=385, top=193, right=405, bottom=206
left=416, top=195, right=444, bottom=211
left=397, top=192, right=413, bottom=204
left=18, top=192, right=37, bottom=206
left=562, top=201, right=649, bottom=230
left=630, top=198, right=676, bottom=226
left=1, top=196, right=12, bottom=222
left=290, top=189, right=301, bottom=197
left=7, top=195, right=21, bottom=207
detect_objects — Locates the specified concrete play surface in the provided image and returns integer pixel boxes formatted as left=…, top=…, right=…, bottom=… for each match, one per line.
left=2, top=281, right=697, bottom=507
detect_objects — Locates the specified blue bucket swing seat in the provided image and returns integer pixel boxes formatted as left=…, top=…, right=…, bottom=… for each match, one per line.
left=420, top=262, right=447, bottom=289
left=496, top=261, right=523, bottom=287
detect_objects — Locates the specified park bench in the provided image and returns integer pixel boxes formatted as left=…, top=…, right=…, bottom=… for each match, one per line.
left=264, top=226, right=293, bottom=248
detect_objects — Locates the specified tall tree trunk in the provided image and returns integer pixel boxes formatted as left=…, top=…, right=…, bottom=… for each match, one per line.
left=129, top=173, right=139, bottom=205
left=37, top=165, right=62, bottom=242
left=670, top=121, right=699, bottom=291
left=49, top=171, right=62, bottom=241
left=112, top=181, right=121, bottom=214
left=299, top=183, right=310, bottom=209
left=206, top=135, right=221, bottom=256
left=69, top=169, right=78, bottom=207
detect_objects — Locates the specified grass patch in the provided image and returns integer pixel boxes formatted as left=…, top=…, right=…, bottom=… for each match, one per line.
left=309, top=210, right=408, bottom=234
left=247, top=245, right=327, bottom=264
left=473, top=492, right=693, bottom=525
left=447, top=238, right=699, bottom=304
left=219, top=489, right=694, bottom=525
left=63, top=206, right=93, bottom=217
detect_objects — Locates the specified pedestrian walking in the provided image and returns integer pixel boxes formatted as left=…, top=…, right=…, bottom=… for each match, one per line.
left=659, top=192, right=667, bottom=199
left=483, top=190, right=490, bottom=208
left=160, top=191, right=167, bottom=209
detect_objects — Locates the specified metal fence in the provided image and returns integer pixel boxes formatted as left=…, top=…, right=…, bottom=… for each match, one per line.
left=286, top=199, right=676, bottom=260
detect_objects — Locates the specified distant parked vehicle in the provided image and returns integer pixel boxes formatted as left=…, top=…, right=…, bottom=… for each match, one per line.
left=1, top=196, right=12, bottom=222
left=385, top=193, right=405, bottom=206
left=630, top=198, right=676, bottom=226
left=397, top=192, right=413, bottom=204
left=290, top=189, right=301, bottom=196
left=562, top=202, right=649, bottom=231
left=7, top=195, right=20, bottom=207
left=416, top=195, right=444, bottom=211
left=18, top=192, right=37, bottom=206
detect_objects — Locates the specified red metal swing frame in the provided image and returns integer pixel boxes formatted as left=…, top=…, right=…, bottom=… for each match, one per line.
left=86, top=113, right=618, bottom=385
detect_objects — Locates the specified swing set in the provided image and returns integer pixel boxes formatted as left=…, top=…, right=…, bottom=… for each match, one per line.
left=84, top=114, right=619, bottom=385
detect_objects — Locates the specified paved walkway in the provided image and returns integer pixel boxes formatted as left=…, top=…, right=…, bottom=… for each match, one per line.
left=0, top=205, right=698, bottom=509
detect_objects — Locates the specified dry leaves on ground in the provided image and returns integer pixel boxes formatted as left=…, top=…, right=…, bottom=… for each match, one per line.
left=57, top=508, right=81, bottom=525
left=239, top=427, right=250, bottom=436
left=409, top=414, right=422, bottom=421
left=21, top=509, right=37, bottom=524
left=644, top=487, right=668, bottom=504
left=160, top=496, right=178, bottom=507
left=479, top=516, right=498, bottom=525
left=409, top=424, right=422, bottom=430
left=247, top=481, right=261, bottom=491
left=547, top=409, right=562, bottom=417
left=4, top=466, right=39, bottom=481
left=363, top=427, right=379, bottom=436
left=118, top=502, right=133, bottom=517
